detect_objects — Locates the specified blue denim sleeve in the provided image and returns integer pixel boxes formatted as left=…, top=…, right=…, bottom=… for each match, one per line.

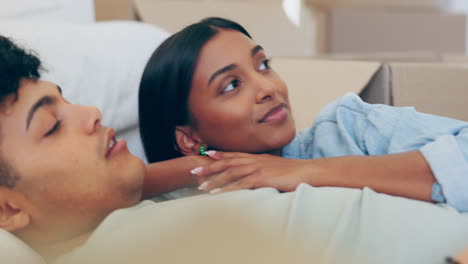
left=420, top=134, right=468, bottom=211
left=350, top=95, right=468, bottom=212
left=301, top=93, right=468, bottom=212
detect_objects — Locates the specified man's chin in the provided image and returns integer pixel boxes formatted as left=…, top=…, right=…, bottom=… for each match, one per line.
left=118, top=158, right=146, bottom=205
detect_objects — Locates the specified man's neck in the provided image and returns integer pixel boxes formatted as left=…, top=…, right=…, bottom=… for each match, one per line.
left=33, top=231, right=91, bottom=262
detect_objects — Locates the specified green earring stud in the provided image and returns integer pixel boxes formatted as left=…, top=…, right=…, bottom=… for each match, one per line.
left=200, top=145, right=208, bottom=156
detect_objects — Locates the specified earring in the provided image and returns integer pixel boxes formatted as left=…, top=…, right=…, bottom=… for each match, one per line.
left=200, top=145, right=208, bottom=156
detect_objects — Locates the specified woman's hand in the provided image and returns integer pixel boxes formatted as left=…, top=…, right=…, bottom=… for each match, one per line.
left=143, top=154, right=215, bottom=197
left=191, top=151, right=314, bottom=194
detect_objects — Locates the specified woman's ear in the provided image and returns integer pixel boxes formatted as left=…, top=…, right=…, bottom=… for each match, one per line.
left=0, top=187, right=32, bottom=232
left=175, top=126, right=204, bottom=156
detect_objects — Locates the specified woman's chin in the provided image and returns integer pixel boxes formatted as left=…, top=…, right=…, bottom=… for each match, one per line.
left=263, top=132, right=297, bottom=155
left=265, top=148, right=283, bottom=156
left=275, top=126, right=297, bottom=147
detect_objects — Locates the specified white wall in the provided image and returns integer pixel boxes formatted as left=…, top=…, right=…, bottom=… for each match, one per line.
left=0, top=0, right=95, bottom=23
left=448, top=0, right=468, bottom=12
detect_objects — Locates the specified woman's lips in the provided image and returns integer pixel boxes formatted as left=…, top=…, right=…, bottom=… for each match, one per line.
left=259, top=103, right=288, bottom=123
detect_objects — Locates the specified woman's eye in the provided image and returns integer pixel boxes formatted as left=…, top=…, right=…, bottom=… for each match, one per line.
left=45, top=120, right=61, bottom=137
left=258, top=59, right=271, bottom=71
left=222, top=79, right=240, bottom=93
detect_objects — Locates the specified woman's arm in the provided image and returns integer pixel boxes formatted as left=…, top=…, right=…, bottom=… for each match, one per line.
left=193, top=150, right=436, bottom=203
left=143, top=155, right=213, bottom=198
left=194, top=94, right=468, bottom=210
left=309, top=151, right=436, bottom=202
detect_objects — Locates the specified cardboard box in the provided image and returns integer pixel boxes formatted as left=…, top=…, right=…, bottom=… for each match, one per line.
left=133, top=0, right=317, bottom=57
left=273, top=58, right=381, bottom=129
left=368, top=62, right=468, bottom=121
left=442, top=54, right=468, bottom=63
left=95, top=0, right=135, bottom=21
left=95, top=0, right=467, bottom=56
left=92, top=0, right=468, bottom=127
left=325, top=8, right=466, bottom=54
left=306, top=0, right=450, bottom=10
left=274, top=58, right=468, bottom=130
left=315, top=52, right=443, bottom=62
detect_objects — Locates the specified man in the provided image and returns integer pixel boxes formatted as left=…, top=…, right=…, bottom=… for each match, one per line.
left=0, top=35, right=145, bottom=260
left=1, top=35, right=468, bottom=264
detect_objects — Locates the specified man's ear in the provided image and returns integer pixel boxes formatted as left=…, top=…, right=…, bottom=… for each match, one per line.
left=175, top=126, right=204, bottom=156
left=0, top=187, right=31, bottom=232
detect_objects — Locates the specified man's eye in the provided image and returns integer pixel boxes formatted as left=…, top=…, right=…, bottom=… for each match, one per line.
left=222, top=79, right=240, bottom=93
left=45, top=121, right=61, bottom=137
left=258, top=59, right=271, bottom=71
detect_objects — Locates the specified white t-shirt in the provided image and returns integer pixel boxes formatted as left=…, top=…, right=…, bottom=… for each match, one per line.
left=55, top=184, right=468, bottom=264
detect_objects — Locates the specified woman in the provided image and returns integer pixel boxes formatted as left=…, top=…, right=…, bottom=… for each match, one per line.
left=139, top=17, right=468, bottom=212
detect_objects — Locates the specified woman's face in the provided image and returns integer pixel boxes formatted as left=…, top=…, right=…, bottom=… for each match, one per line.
left=188, top=29, right=296, bottom=154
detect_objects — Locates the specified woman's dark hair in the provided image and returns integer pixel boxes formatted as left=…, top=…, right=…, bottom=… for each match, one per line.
left=139, top=17, right=252, bottom=163
left=0, top=35, right=42, bottom=188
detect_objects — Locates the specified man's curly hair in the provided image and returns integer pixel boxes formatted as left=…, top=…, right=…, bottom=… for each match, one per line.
left=0, top=35, right=42, bottom=102
left=0, top=35, right=43, bottom=187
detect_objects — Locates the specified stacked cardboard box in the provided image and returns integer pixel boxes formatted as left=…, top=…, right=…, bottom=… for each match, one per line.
left=94, top=0, right=135, bottom=20
left=306, top=0, right=466, bottom=55
left=371, top=62, right=468, bottom=122
left=131, top=0, right=318, bottom=57
left=273, top=58, right=468, bottom=130
left=94, top=0, right=467, bottom=56
left=306, top=0, right=449, bottom=10
left=95, top=0, right=316, bottom=57
left=272, top=58, right=381, bottom=129
left=93, top=0, right=468, bottom=129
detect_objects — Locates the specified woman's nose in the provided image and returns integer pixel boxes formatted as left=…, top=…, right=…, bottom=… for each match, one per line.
left=255, top=75, right=276, bottom=103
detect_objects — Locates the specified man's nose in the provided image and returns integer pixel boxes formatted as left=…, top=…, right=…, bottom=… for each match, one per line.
left=74, top=105, right=102, bottom=134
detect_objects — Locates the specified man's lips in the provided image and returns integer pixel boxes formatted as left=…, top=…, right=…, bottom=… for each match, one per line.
left=259, top=103, right=288, bottom=123
left=105, top=128, right=126, bottom=158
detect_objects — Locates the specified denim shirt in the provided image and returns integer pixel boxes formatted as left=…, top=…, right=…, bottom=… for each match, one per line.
left=282, top=92, right=468, bottom=212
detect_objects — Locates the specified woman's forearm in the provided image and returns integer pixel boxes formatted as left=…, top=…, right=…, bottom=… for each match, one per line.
left=143, top=155, right=212, bottom=198
left=308, top=151, right=437, bottom=202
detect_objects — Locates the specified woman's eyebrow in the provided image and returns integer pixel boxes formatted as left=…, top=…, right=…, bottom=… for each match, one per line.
left=251, top=45, right=264, bottom=57
left=208, top=64, right=237, bottom=86
left=207, top=45, right=264, bottom=86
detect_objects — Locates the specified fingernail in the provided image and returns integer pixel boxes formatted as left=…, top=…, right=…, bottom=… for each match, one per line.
left=210, top=188, right=221, bottom=194
left=205, top=150, right=216, bottom=157
left=191, top=167, right=203, bottom=175
left=198, top=181, right=208, bottom=191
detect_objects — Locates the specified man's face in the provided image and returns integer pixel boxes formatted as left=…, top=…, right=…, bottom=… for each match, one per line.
left=0, top=79, right=145, bottom=240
